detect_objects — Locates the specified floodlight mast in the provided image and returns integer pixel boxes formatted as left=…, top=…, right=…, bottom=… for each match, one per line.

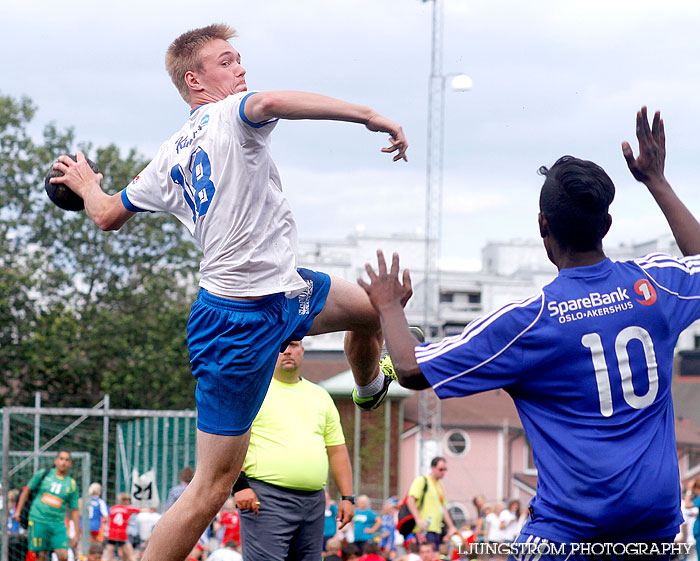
left=420, top=0, right=472, bottom=474
left=420, top=0, right=445, bottom=474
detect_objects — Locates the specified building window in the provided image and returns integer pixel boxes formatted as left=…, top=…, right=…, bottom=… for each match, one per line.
left=443, top=323, right=467, bottom=336
left=525, top=438, right=537, bottom=473
left=695, top=335, right=700, bottom=350
left=444, top=430, right=470, bottom=456
left=467, top=292, right=481, bottom=304
left=439, top=291, right=481, bottom=309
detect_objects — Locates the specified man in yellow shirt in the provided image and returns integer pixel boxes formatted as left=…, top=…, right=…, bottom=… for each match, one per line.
left=233, top=340, right=354, bottom=560
left=406, top=457, right=457, bottom=549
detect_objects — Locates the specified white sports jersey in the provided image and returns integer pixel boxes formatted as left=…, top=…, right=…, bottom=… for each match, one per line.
left=121, top=91, right=308, bottom=298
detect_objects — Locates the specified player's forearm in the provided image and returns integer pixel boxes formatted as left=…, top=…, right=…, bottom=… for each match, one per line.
left=646, top=176, right=700, bottom=256
left=83, top=188, right=134, bottom=231
left=377, top=303, right=429, bottom=389
left=327, top=444, right=353, bottom=496
left=15, top=487, right=30, bottom=517
left=245, top=91, right=374, bottom=126
left=72, top=510, right=80, bottom=532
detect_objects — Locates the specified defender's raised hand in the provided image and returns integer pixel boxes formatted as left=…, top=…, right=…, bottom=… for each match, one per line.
left=358, top=250, right=412, bottom=311
left=622, top=106, right=700, bottom=256
left=622, top=106, right=665, bottom=185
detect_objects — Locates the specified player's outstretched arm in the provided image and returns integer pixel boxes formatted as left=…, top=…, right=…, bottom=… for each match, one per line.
left=243, top=91, right=408, bottom=162
left=622, top=106, right=700, bottom=256
left=51, top=152, right=135, bottom=231
left=357, top=250, right=429, bottom=390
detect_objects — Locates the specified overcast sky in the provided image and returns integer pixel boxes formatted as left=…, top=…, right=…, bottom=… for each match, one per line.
left=4, top=0, right=700, bottom=270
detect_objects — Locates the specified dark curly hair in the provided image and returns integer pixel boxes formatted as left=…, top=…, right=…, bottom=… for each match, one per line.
left=538, top=156, right=615, bottom=251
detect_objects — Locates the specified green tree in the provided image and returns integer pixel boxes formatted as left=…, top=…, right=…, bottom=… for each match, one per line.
left=0, top=93, right=200, bottom=408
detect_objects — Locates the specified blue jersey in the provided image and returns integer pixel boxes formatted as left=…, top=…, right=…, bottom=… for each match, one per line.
left=88, top=497, right=109, bottom=532
left=353, top=508, right=377, bottom=541
left=379, top=513, right=396, bottom=550
left=324, top=503, right=338, bottom=538
left=417, top=254, right=700, bottom=542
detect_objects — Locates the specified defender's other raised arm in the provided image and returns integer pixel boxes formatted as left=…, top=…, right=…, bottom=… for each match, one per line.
left=622, top=106, right=700, bottom=256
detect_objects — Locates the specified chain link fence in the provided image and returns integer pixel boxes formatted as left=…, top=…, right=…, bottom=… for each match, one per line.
left=1, top=395, right=197, bottom=561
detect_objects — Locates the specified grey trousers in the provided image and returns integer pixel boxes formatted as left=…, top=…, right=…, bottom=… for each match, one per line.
left=240, top=478, right=325, bottom=561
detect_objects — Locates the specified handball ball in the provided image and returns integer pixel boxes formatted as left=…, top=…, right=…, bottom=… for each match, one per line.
left=44, top=154, right=99, bottom=211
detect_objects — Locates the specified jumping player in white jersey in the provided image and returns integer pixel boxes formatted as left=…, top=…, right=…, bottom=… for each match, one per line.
left=50, top=24, right=412, bottom=561
left=359, top=107, right=700, bottom=560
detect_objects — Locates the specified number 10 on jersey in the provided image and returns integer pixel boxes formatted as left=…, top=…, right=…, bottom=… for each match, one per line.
left=582, top=326, right=659, bottom=417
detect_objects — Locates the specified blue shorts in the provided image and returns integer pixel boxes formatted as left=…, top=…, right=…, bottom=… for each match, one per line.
left=187, top=268, right=331, bottom=435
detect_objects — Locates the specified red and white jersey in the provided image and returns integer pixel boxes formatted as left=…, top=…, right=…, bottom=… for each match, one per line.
left=107, top=504, right=140, bottom=541
left=122, top=91, right=307, bottom=298
left=219, top=510, right=240, bottom=545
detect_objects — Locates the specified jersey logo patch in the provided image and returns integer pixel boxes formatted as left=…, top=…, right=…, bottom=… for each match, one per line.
left=298, top=280, right=313, bottom=315
left=634, top=279, right=657, bottom=306
left=40, top=493, right=63, bottom=509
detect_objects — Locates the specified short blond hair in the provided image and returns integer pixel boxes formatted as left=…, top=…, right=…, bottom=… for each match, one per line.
left=165, top=23, right=238, bottom=103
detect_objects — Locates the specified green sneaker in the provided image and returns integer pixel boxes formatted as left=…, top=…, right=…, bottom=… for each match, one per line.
left=352, top=327, right=425, bottom=410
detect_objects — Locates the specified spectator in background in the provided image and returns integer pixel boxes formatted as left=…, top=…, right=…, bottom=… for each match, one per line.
left=680, top=484, right=698, bottom=561
left=324, top=537, right=343, bottom=561
left=87, top=542, right=104, bottom=561
left=87, top=483, right=108, bottom=545
left=472, top=495, right=486, bottom=519
left=352, top=494, right=379, bottom=552
left=474, top=503, right=491, bottom=544
left=485, top=502, right=503, bottom=544
left=6, top=489, right=19, bottom=534
left=324, top=491, right=339, bottom=549
left=358, top=541, right=384, bottom=561
left=187, top=530, right=211, bottom=561
left=499, top=500, right=521, bottom=543
left=207, top=540, right=243, bottom=561
left=418, top=542, right=438, bottom=561
left=104, top=493, right=140, bottom=561
left=165, top=466, right=194, bottom=511
left=341, top=543, right=361, bottom=561
left=378, top=498, right=398, bottom=555
left=405, top=457, right=457, bottom=549
left=213, top=498, right=240, bottom=551
left=134, top=507, right=162, bottom=553
left=397, top=541, right=421, bottom=561
left=685, top=478, right=700, bottom=559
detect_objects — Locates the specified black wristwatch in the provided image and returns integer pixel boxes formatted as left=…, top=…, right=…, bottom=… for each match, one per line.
left=341, top=495, right=355, bottom=504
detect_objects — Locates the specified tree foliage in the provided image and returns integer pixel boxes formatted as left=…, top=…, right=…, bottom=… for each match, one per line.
left=0, top=93, right=200, bottom=409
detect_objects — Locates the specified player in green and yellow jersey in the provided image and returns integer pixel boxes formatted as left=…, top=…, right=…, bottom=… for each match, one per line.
left=14, top=450, right=80, bottom=561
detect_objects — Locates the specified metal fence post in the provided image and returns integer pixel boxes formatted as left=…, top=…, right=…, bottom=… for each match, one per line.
left=2, top=409, right=11, bottom=561
left=33, top=392, right=41, bottom=473
left=101, top=394, right=110, bottom=501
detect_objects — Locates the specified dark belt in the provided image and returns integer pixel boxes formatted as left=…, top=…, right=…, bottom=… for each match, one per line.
left=248, top=476, right=322, bottom=496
